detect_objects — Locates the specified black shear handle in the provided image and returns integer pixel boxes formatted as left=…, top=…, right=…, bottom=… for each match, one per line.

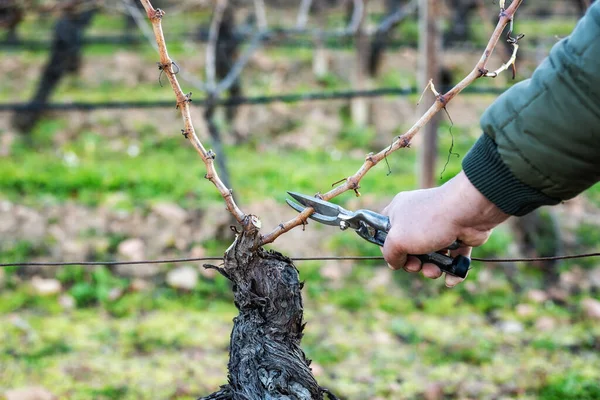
left=356, top=224, right=470, bottom=279
left=413, top=253, right=470, bottom=279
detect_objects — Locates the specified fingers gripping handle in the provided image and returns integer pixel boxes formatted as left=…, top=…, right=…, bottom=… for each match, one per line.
left=368, top=229, right=470, bottom=278
left=414, top=253, right=470, bottom=279
left=353, top=213, right=470, bottom=278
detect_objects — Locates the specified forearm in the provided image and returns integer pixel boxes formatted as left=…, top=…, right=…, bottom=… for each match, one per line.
left=462, top=134, right=561, bottom=216
left=464, top=2, right=600, bottom=215
left=446, top=171, right=510, bottom=232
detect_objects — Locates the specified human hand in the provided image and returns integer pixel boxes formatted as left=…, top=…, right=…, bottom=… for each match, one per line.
left=381, top=171, right=509, bottom=287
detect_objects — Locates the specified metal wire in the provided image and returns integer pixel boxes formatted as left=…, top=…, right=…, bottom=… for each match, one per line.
left=2, top=253, right=600, bottom=268
left=0, top=256, right=378, bottom=267
left=0, top=86, right=506, bottom=112
left=471, top=252, right=600, bottom=263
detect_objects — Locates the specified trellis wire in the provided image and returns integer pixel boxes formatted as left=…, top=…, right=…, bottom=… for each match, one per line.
left=0, top=86, right=507, bottom=112
left=2, top=252, right=600, bottom=268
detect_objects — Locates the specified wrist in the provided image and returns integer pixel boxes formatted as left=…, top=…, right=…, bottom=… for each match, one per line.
left=462, top=134, right=560, bottom=216
left=443, top=171, right=509, bottom=232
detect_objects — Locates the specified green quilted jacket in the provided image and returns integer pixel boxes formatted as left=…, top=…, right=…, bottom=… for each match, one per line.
left=462, top=2, right=600, bottom=216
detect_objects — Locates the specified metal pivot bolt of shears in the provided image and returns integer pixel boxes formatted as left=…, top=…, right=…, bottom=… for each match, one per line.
left=286, top=192, right=471, bottom=279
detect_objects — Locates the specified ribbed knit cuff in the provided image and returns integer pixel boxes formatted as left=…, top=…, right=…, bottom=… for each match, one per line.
left=462, top=134, right=560, bottom=216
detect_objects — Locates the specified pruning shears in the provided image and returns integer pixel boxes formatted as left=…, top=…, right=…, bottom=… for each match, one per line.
left=286, top=192, right=471, bottom=278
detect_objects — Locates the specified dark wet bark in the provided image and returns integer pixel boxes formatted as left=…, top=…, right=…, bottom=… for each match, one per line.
left=368, top=0, right=405, bottom=77
left=12, top=6, right=96, bottom=133
left=444, top=0, right=478, bottom=47
left=199, top=229, right=336, bottom=400
left=0, top=0, right=23, bottom=44
left=216, top=5, right=242, bottom=124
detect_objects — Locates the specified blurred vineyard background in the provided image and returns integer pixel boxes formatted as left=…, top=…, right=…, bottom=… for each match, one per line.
left=1, top=0, right=600, bottom=399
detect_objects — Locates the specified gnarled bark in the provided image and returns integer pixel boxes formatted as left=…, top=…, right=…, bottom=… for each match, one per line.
left=200, top=229, right=336, bottom=400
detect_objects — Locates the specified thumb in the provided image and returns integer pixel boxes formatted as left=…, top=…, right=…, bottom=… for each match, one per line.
left=382, top=234, right=408, bottom=270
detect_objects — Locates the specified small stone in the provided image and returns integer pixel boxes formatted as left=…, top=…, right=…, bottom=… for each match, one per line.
left=527, top=289, right=548, bottom=304
left=548, top=287, right=568, bottom=303
left=15, top=207, right=46, bottom=242
left=9, top=315, right=32, bottom=333
left=30, top=277, right=62, bottom=296
left=117, top=238, right=145, bottom=260
left=199, top=266, right=217, bottom=279
left=516, top=304, right=535, bottom=318
left=116, top=238, right=159, bottom=277
left=498, top=320, right=523, bottom=334
left=190, top=245, right=206, bottom=258
left=310, top=362, right=324, bottom=377
left=0, top=201, right=16, bottom=237
left=535, top=316, right=556, bottom=331
left=386, top=382, right=402, bottom=393
left=166, top=266, right=198, bottom=291
left=366, top=267, right=393, bottom=290
left=62, top=240, right=89, bottom=259
left=464, top=281, right=478, bottom=294
left=500, top=383, right=524, bottom=398
left=90, top=238, right=110, bottom=255
left=4, top=387, right=57, bottom=400
left=149, top=230, right=177, bottom=253
left=461, top=381, right=487, bottom=397
left=47, top=225, right=67, bottom=243
left=0, top=131, right=16, bottom=157
left=175, top=236, right=188, bottom=251
left=372, top=331, right=394, bottom=346
left=59, top=294, right=76, bottom=310
left=108, top=287, right=124, bottom=301
left=424, top=383, right=444, bottom=400
left=152, top=202, right=188, bottom=224
left=476, top=268, right=494, bottom=284
left=560, top=267, right=588, bottom=292
left=0, top=200, right=12, bottom=212
left=588, top=267, right=600, bottom=289
left=582, top=298, right=600, bottom=321
left=130, top=278, right=152, bottom=292
left=190, top=246, right=206, bottom=258
left=320, top=260, right=353, bottom=285
left=195, top=244, right=217, bottom=279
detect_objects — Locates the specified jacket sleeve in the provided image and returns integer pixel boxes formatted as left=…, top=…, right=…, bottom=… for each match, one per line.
left=462, top=2, right=600, bottom=216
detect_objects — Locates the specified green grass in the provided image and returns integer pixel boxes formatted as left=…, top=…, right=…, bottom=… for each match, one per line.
left=539, top=373, right=600, bottom=400
left=0, top=117, right=421, bottom=209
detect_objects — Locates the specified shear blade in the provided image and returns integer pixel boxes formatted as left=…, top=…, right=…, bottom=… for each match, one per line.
left=285, top=197, right=341, bottom=226
left=287, top=192, right=345, bottom=217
